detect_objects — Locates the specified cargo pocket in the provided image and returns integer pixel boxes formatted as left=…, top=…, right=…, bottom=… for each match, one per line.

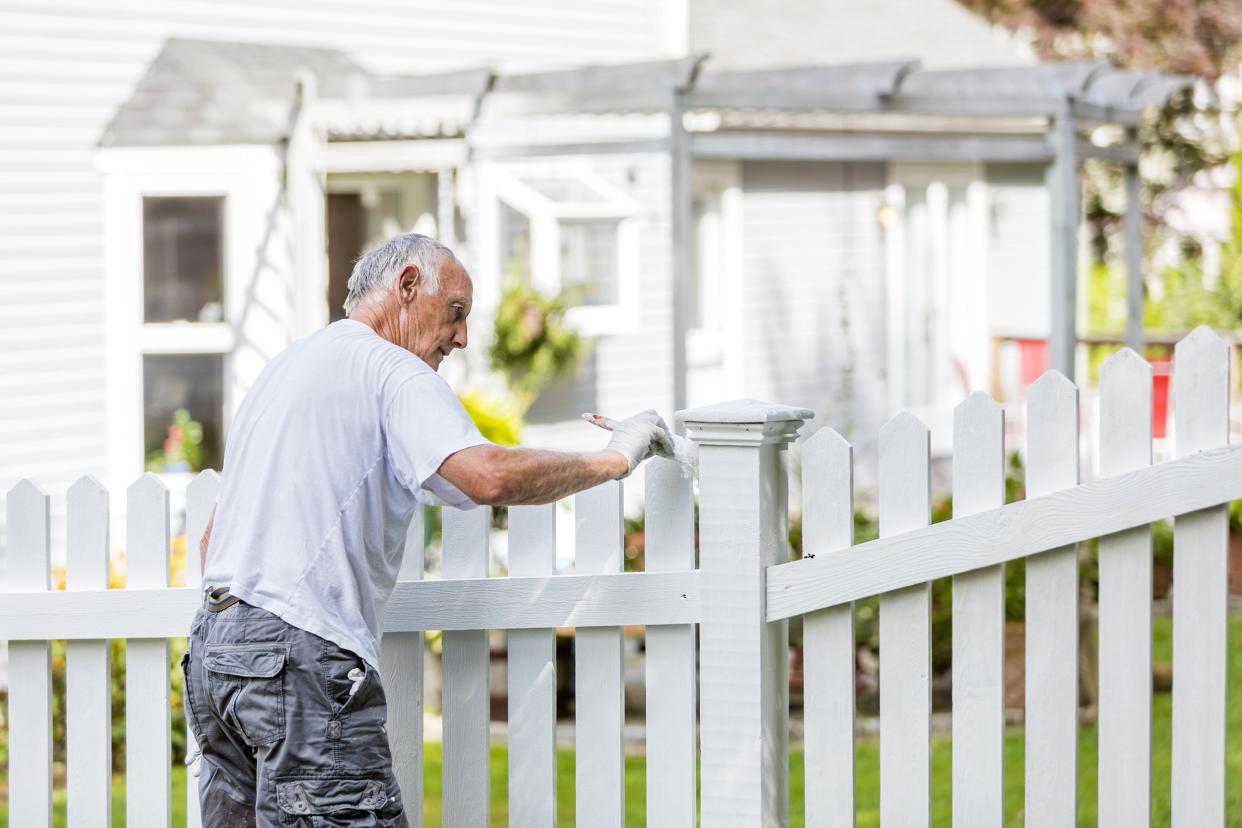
left=204, top=642, right=289, bottom=746
left=276, top=777, right=388, bottom=826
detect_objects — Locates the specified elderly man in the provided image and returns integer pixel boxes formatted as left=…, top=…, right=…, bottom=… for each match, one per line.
left=185, top=233, right=670, bottom=826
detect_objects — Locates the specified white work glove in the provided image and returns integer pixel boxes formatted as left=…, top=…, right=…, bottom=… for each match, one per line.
left=604, top=409, right=674, bottom=478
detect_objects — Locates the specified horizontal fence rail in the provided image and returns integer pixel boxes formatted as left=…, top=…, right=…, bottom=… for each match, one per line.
left=767, top=440, right=1242, bottom=621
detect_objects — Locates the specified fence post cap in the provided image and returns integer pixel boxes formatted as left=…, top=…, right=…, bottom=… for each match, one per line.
left=678, top=399, right=813, bottom=446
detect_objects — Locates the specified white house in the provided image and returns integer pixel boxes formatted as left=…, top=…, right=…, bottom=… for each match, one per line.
left=1, top=0, right=1184, bottom=567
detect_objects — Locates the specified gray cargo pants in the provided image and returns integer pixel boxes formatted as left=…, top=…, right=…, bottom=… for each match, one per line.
left=181, top=590, right=409, bottom=827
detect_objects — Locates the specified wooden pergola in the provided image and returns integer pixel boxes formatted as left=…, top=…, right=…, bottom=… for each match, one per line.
left=290, top=56, right=1199, bottom=408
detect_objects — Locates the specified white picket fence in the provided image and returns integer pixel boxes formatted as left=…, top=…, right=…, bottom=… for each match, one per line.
left=1, top=326, right=1238, bottom=827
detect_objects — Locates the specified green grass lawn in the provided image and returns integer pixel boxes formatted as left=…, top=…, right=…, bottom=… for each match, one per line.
left=4, top=615, right=1242, bottom=826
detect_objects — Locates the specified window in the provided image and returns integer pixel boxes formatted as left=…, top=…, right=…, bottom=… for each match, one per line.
left=143, top=196, right=224, bottom=323
left=486, top=166, right=638, bottom=335
left=139, top=195, right=231, bottom=474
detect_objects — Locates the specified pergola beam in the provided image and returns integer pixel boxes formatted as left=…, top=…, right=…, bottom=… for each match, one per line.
left=691, top=131, right=1054, bottom=163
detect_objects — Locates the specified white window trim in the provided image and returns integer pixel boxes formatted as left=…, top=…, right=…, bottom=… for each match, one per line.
left=483, top=164, right=641, bottom=337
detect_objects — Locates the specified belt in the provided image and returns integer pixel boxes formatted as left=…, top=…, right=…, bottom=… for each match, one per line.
left=204, top=586, right=241, bottom=613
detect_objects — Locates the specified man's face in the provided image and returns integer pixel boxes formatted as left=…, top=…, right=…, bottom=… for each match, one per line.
left=402, top=260, right=473, bottom=370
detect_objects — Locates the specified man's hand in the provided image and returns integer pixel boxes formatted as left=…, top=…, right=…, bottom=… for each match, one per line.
left=603, top=410, right=674, bottom=478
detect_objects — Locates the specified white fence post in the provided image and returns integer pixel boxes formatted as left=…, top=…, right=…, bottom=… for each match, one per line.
left=507, top=503, right=558, bottom=828
left=801, top=429, right=855, bottom=828
left=185, top=470, right=218, bottom=828
left=6, top=479, right=53, bottom=828
left=1097, top=349, right=1153, bottom=826
left=381, top=509, right=426, bottom=826
left=1172, top=326, right=1231, bottom=825
left=950, top=393, right=1006, bottom=826
left=574, top=480, right=626, bottom=828
left=67, top=475, right=113, bottom=828
left=644, top=458, right=698, bottom=828
left=878, top=413, right=932, bottom=827
left=127, top=473, right=172, bottom=828
left=1024, top=371, right=1080, bottom=827
left=441, top=506, right=491, bottom=827
left=684, top=399, right=811, bottom=828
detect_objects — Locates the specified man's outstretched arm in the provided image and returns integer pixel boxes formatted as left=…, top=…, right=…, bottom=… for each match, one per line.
left=438, top=444, right=627, bottom=506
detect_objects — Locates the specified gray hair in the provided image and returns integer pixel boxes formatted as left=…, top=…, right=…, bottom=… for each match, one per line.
left=343, top=233, right=458, bottom=317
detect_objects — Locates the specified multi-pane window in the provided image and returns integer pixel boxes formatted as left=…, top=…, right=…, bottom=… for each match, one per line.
left=143, top=355, right=224, bottom=472
left=559, top=219, right=618, bottom=306
left=143, top=196, right=225, bottom=323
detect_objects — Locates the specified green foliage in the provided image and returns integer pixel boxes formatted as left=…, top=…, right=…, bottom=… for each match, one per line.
left=144, top=408, right=206, bottom=473
left=458, top=391, right=523, bottom=446
left=488, top=283, right=584, bottom=408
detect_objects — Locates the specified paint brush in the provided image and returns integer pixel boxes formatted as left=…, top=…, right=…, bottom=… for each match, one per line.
left=582, top=412, right=698, bottom=480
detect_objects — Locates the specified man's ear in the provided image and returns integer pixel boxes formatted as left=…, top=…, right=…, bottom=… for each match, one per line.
left=397, top=265, right=422, bottom=303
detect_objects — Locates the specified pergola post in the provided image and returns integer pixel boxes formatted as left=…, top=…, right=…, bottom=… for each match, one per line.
left=1124, top=139, right=1144, bottom=353
left=669, top=86, right=692, bottom=420
left=288, top=71, right=328, bottom=336
left=1047, top=100, right=1080, bottom=379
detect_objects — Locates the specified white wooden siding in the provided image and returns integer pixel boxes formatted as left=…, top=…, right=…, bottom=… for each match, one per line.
left=0, top=1, right=676, bottom=575
left=985, top=163, right=1051, bottom=340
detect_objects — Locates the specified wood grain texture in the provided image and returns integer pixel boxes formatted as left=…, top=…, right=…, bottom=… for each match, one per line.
left=643, top=459, right=697, bottom=828
left=184, top=470, right=217, bottom=828
left=1024, top=371, right=1079, bottom=828
left=6, top=479, right=54, bottom=828
left=125, top=474, right=172, bottom=828
left=765, top=442, right=1242, bottom=620
left=1172, top=326, right=1230, bottom=827
left=950, top=392, right=1006, bottom=827
left=441, top=506, right=491, bottom=828
left=506, top=503, right=557, bottom=828
left=574, top=481, right=625, bottom=828
left=380, top=511, right=424, bottom=826
left=66, top=476, right=112, bottom=828
left=800, top=429, right=856, bottom=828
left=878, top=413, right=932, bottom=827
left=1097, top=349, right=1152, bottom=827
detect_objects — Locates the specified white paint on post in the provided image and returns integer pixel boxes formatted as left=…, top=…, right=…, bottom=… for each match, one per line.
left=800, top=429, right=856, bottom=828
left=1024, top=371, right=1080, bottom=827
left=1097, top=348, right=1153, bottom=826
left=878, top=412, right=932, bottom=828
left=381, top=510, right=425, bottom=827
left=184, top=470, right=218, bottom=828
left=575, top=481, right=626, bottom=828
left=441, top=506, right=491, bottom=828
left=6, top=480, right=53, bottom=828
left=685, top=400, right=809, bottom=828
left=1172, top=326, right=1230, bottom=826
left=126, top=474, right=172, bottom=828
left=643, top=459, right=697, bottom=828
left=507, top=503, right=557, bottom=828
left=951, top=392, right=1006, bottom=826
left=66, top=476, right=113, bottom=828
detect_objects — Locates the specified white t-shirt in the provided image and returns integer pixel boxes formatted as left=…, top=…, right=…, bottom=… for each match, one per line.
left=204, top=319, right=490, bottom=669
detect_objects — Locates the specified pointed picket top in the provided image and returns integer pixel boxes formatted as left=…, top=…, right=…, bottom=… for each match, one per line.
left=186, top=469, right=220, bottom=505
left=953, top=391, right=1005, bottom=517
left=7, top=478, right=50, bottom=589
left=127, top=473, right=170, bottom=588
left=67, top=475, right=109, bottom=591
left=802, top=427, right=854, bottom=554
left=127, top=471, right=168, bottom=500
left=1026, top=369, right=1080, bottom=496
left=1100, top=348, right=1152, bottom=476
left=879, top=411, right=930, bottom=535
left=1175, top=325, right=1230, bottom=456
left=185, top=470, right=220, bottom=589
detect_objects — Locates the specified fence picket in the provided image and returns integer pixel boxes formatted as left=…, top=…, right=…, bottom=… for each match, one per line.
left=441, top=506, right=491, bottom=827
left=951, top=392, right=1006, bottom=826
left=643, top=459, right=697, bottom=828
left=575, top=481, right=625, bottom=828
left=125, top=474, right=172, bottom=827
left=1097, top=349, right=1153, bottom=825
left=381, top=510, right=426, bottom=826
left=184, top=470, right=218, bottom=828
left=506, top=503, right=557, bottom=828
left=802, top=429, right=856, bottom=828
left=66, top=476, right=112, bottom=828
left=1024, top=370, right=1080, bottom=827
left=6, top=479, right=53, bottom=828
left=1172, top=326, right=1230, bottom=826
left=878, top=413, right=932, bottom=826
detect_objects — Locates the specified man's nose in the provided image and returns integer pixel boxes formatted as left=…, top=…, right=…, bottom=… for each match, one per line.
left=453, top=323, right=468, bottom=350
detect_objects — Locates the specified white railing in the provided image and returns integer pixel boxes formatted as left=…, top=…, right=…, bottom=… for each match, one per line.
left=2, top=326, right=1237, bottom=827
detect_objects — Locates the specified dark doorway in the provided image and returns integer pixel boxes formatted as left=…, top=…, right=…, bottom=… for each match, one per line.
left=327, top=192, right=367, bottom=322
